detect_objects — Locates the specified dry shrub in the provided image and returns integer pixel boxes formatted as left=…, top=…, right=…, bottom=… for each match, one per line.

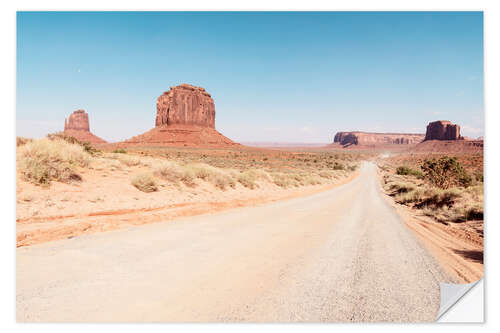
left=185, top=163, right=236, bottom=190
left=237, top=169, right=270, bottom=189
left=17, top=137, right=32, bottom=147
left=17, top=137, right=90, bottom=185
left=319, top=170, right=337, bottom=179
left=131, top=173, right=158, bottom=192
left=116, top=154, right=141, bottom=166
left=47, top=133, right=101, bottom=156
left=388, top=182, right=416, bottom=194
left=154, top=162, right=195, bottom=187
left=302, top=174, right=323, bottom=185
left=156, top=162, right=235, bottom=190
left=271, top=173, right=299, bottom=188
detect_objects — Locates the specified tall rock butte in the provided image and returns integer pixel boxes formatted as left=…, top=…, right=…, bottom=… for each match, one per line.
left=155, top=84, right=215, bottom=128
left=64, top=109, right=90, bottom=131
left=61, top=110, right=106, bottom=144
left=424, top=120, right=461, bottom=141
left=122, top=84, right=236, bottom=147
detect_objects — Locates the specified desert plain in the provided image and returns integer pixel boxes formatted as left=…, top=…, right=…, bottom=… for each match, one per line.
left=16, top=84, right=483, bottom=322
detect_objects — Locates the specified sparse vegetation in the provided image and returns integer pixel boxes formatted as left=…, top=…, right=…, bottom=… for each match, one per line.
left=381, top=154, right=483, bottom=224
left=17, top=137, right=90, bottom=185
left=115, top=154, right=141, bottom=166
left=17, top=140, right=363, bottom=207
left=47, top=133, right=101, bottom=156
left=131, top=172, right=158, bottom=192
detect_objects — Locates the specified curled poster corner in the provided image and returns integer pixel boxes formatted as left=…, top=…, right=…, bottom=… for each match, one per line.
left=437, top=279, right=482, bottom=320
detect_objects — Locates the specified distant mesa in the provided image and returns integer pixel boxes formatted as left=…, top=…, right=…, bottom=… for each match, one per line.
left=61, top=109, right=107, bottom=144
left=424, top=120, right=461, bottom=141
left=121, top=83, right=237, bottom=147
left=331, top=131, right=425, bottom=148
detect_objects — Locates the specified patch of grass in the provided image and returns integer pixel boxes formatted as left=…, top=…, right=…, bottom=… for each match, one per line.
left=388, top=182, right=416, bottom=194
left=116, top=154, right=141, bottom=166
left=47, top=133, right=101, bottom=156
left=236, top=169, right=270, bottom=189
left=112, top=149, right=127, bottom=154
left=131, top=173, right=158, bottom=192
left=271, top=173, right=299, bottom=188
left=17, top=137, right=90, bottom=185
left=154, top=162, right=195, bottom=187
left=177, top=163, right=237, bottom=190
left=396, top=166, right=424, bottom=178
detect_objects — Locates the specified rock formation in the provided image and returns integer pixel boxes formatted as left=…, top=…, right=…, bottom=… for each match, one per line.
left=64, top=109, right=90, bottom=132
left=156, top=84, right=215, bottom=128
left=332, top=131, right=425, bottom=147
left=122, top=83, right=237, bottom=147
left=424, top=120, right=461, bottom=141
left=61, top=110, right=106, bottom=144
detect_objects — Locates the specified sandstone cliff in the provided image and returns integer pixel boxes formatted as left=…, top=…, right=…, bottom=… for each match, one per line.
left=424, top=120, right=461, bottom=141
left=333, top=131, right=425, bottom=147
left=156, top=84, right=215, bottom=128
left=61, top=110, right=106, bottom=144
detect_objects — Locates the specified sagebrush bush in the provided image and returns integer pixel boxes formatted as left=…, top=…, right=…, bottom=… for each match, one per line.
left=17, top=138, right=90, bottom=185
left=113, top=149, right=127, bottom=154
left=421, top=156, right=472, bottom=189
left=131, top=173, right=158, bottom=192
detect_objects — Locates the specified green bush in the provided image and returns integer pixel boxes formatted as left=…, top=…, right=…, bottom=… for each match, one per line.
left=396, top=166, right=424, bottom=178
left=421, top=156, right=472, bottom=189
left=112, top=149, right=127, bottom=154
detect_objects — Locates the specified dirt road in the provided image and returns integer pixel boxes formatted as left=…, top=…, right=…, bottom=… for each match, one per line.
left=17, top=162, right=454, bottom=322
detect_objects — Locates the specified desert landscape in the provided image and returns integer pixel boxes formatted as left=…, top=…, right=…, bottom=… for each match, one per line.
left=16, top=83, right=483, bottom=322
left=16, top=11, right=484, bottom=323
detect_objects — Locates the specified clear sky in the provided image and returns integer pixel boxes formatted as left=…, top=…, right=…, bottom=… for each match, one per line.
left=16, top=12, right=484, bottom=143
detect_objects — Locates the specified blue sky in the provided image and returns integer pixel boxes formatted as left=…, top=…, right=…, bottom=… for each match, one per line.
left=17, top=12, right=484, bottom=143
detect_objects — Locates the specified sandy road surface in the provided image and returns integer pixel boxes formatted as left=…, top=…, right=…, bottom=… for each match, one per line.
left=17, top=162, right=453, bottom=322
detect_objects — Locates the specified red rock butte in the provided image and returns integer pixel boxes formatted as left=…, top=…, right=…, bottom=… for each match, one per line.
left=413, top=120, right=483, bottom=152
left=122, top=84, right=237, bottom=147
left=61, top=110, right=107, bottom=144
left=424, top=120, right=461, bottom=141
left=331, top=131, right=425, bottom=148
